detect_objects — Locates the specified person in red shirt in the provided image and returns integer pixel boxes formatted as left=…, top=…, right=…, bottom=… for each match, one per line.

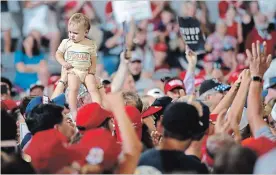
left=245, top=13, right=276, bottom=56
left=225, top=5, right=243, bottom=43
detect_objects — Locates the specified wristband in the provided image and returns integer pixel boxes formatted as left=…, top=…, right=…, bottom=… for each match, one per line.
left=252, top=76, right=263, bottom=82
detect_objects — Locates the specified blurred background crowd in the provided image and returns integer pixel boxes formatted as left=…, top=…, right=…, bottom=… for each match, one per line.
left=1, top=0, right=275, bottom=98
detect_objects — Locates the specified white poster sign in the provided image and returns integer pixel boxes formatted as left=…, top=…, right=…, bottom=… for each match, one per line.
left=112, top=1, right=152, bottom=23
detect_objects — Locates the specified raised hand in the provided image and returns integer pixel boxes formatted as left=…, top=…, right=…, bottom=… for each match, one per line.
left=151, top=130, right=162, bottom=146
left=240, top=69, right=251, bottom=84
left=119, top=51, right=131, bottom=63
left=246, top=41, right=272, bottom=77
left=185, top=45, right=197, bottom=66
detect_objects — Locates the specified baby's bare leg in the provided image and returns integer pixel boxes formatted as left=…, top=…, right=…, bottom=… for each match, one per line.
left=85, top=74, right=101, bottom=105
left=68, top=73, right=81, bottom=120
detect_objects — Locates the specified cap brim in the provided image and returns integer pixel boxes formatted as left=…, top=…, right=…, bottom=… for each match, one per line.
left=30, top=85, right=45, bottom=91
left=167, top=85, right=185, bottom=92
left=141, top=106, right=162, bottom=118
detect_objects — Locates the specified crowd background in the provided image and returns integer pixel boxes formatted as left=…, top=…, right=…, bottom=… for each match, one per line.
left=1, top=0, right=275, bottom=97
left=1, top=0, right=276, bottom=174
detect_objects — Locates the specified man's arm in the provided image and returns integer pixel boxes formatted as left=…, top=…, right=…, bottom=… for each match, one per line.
left=212, top=83, right=239, bottom=114
left=183, top=47, right=196, bottom=95
left=227, top=70, right=251, bottom=125
left=106, top=93, right=142, bottom=174
left=246, top=41, right=274, bottom=138
left=111, top=52, right=129, bottom=92
left=247, top=81, right=267, bottom=134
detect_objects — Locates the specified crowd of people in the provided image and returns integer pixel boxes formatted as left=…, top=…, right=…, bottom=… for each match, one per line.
left=1, top=0, right=276, bottom=174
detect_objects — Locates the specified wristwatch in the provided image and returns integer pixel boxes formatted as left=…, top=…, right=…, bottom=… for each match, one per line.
left=252, top=76, right=263, bottom=82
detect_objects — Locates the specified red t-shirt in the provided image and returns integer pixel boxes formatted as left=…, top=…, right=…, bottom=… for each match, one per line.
left=246, top=28, right=276, bottom=56
left=227, top=22, right=238, bottom=39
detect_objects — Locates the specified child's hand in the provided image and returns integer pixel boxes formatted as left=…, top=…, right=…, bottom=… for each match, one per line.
left=62, top=62, right=73, bottom=70
left=60, top=68, right=69, bottom=83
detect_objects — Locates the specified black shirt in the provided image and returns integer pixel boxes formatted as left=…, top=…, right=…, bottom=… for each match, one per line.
left=138, top=149, right=209, bottom=174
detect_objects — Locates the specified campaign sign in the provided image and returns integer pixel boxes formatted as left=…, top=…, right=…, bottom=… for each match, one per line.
left=178, top=16, right=206, bottom=53
left=112, top=1, right=152, bottom=23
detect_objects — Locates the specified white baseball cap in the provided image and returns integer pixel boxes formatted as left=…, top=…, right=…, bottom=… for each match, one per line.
left=147, top=88, right=165, bottom=99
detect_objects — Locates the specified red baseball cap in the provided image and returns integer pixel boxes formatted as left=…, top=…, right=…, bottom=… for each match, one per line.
left=1, top=99, right=18, bottom=111
left=76, top=103, right=112, bottom=131
left=69, top=128, right=122, bottom=170
left=141, top=106, right=162, bottom=119
left=115, top=106, right=142, bottom=142
left=164, top=78, right=184, bottom=94
left=154, top=43, right=168, bottom=52
left=24, top=129, right=79, bottom=173
left=242, top=137, right=276, bottom=157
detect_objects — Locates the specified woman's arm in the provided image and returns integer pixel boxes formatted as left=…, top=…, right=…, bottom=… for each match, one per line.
left=16, top=63, right=39, bottom=73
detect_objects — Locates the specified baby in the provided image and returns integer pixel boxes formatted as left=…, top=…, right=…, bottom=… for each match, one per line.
left=56, top=13, right=101, bottom=118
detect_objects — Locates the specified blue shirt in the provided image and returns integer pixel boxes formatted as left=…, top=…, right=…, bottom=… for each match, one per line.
left=14, top=51, right=44, bottom=90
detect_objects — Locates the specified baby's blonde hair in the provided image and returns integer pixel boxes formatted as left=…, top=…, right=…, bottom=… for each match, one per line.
left=68, top=13, right=91, bottom=31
